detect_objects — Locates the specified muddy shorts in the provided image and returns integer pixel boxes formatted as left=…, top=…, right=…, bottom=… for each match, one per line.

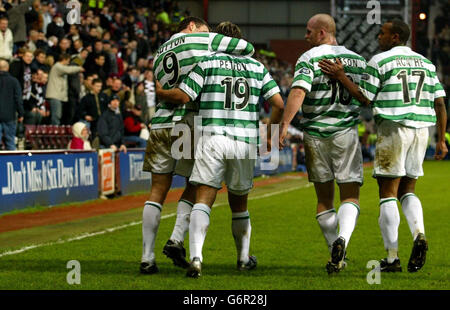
left=373, top=120, right=428, bottom=179
left=143, top=113, right=195, bottom=177
left=303, top=126, right=363, bottom=184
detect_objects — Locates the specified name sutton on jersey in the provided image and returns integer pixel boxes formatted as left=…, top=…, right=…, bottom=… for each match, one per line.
left=154, top=36, right=186, bottom=59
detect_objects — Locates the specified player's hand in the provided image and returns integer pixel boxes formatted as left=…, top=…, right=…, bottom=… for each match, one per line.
left=279, top=123, right=289, bottom=149
left=110, top=145, right=118, bottom=152
left=434, top=140, right=448, bottom=160
left=318, top=58, right=345, bottom=80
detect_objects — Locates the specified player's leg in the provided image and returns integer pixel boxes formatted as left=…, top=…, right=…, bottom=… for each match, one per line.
left=162, top=181, right=195, bottom=268
left=335, top=182, right=360, bottom=263
left=400, top=126, right=429, bottom=272
left=303, top=133, right=338, bottom=256
left=164, top=113, right=197, bottom=267
left=186, top=184, right=218, bottom=278
left=141, top=173, right=173, bottom=274
left=377, top=176, right=402, bottom=271
left=373, top=120, right=408, bottom=272
left=398, top=177, right=428, bottom=272
left=314, top=181, right=338, bottom=254
left=332, top=127, right=363, bottom=270
left=186, top=135, right=225, bottom=277
left=226, top=140, right=257, bottom=271
left=140, top=128, right=176, bottom=274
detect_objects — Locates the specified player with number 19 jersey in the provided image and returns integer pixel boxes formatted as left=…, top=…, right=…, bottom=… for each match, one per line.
left=144, top=32, right=254, bottom=176
left=151, top=33, right=255, bottom=129
left=178, top=52, right=280, bottom=193
left=179, top=53, right=279, bottom=145
left=292, top=45, right=366, bottom=138
left=359, top=45, right=446, bottom=128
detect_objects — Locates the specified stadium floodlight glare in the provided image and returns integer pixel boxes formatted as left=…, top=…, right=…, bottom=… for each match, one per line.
left=419, top=12, right=427, bottom=20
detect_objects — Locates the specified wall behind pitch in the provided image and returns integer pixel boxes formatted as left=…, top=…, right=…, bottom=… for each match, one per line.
left=206, top=0, right=331, bottom=44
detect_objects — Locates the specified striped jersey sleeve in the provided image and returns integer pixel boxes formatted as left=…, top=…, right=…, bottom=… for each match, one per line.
left=151, top=33, right=255, bottom=130
left=290, top=44, right=366, bottom=138
left=291, top=54, right=314, bottom=92
left=179, top=53, right=280, bottom=144
left=359, top=59, right=381, bottom=102
left=359, top=46, right=446, bottom=128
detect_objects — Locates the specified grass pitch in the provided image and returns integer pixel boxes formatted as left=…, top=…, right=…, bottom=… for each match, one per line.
left=0, top=161, right=449, bottom=290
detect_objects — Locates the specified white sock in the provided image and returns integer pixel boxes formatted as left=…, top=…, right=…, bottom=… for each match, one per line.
left=379, top=198, right=400, bottom=263
left=170, top=199, right=193, bottom=243
left=400, top=193, right=425, bottom=240
left=141, top=201, right=162, bottom=263
left=337, top=202, right=360, bottom=248
left=316, top=209, right=338, bottom=254
left=232, top=211, right=251, bottom=264
left=189, top=203, right=211, bottom=262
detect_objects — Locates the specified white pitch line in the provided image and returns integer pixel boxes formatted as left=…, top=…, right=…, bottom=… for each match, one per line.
left=0, top=182, right=312, bottom=258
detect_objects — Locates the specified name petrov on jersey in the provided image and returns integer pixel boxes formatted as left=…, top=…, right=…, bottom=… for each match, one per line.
left=219, top=60, right=247, bottom=71
left=395, top=56, right=424, bottom=68
left=155, top=36, right=187, bottom=59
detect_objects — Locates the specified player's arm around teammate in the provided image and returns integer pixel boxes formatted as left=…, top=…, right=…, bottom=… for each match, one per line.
left=279, top=14, right=364, bottom=275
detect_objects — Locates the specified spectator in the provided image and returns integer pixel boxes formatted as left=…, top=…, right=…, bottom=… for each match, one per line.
left=121, top=65, right=140, bottom=89
left=45, top=53, right=84, bottom=125
left=25, top=29, right=39, bottom=52
left=123, top=101, right=147, bottom=148
left=0, top=16, right=13, bottom=61
left=103, top=77, right=130, bottom=111
left=31, top=48, right=48, bottom=71
left=50, top=37, right=71, bottom=63
left=0, top=59, right=24, bottom=150
left=6, top=0, right=35, bottom=49
left=41, top=1, right=52, bottom=35
left=77, top=78, right=108, bottom=138
left=68, top=121, right=92, bottom=150
left=46, top=13, right=65, bottom=41
left=10, top=50, right=34, bottom=101
left=25, top=0, right=42, bottom=33
left=23, top=68, right=47, bottom=125
left=97, top=95, right=127, bottom=152
left=86, top=53, right=107, bottom=84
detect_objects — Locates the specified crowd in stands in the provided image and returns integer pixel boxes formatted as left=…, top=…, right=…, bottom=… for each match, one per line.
left=0, top=0, right=185, bottom=151
left=0, top=0, right=447, bottom=163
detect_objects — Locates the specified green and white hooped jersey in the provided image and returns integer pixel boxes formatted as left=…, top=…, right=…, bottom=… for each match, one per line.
left=152, top=32, right=255, bottom=129
left=292, top=44, right=366, bottom=138
left=359, top=46, right=446, bottom=128
left=178, top=52, right=280, bottom=144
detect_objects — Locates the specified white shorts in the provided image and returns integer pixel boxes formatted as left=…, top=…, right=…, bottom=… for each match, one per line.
left=374, top=120, right=429, bottom=179
left=189, top=135, right=256, bottom=196
left=143, top=113, right=195, bottom=177
left=303, top=127, right=363, bottom=184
